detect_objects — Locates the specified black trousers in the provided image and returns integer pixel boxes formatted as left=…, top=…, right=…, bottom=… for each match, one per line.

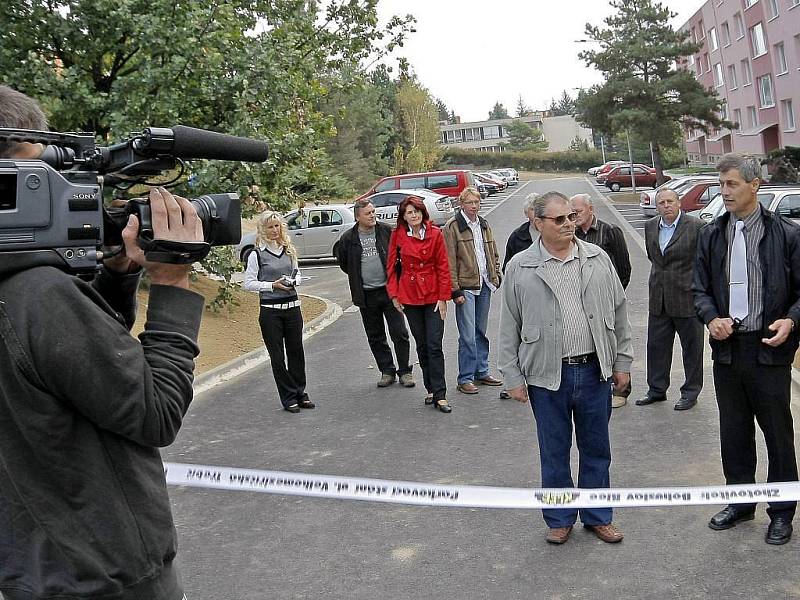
left=712, top=333, right=798, bottom=518
left=646, top=312, right=704, bottom=401
left=359, top=287, right=411, bottom=376
left=258, top=306, right=307, bottom=408
left=404, top=304, right=447, bottom=401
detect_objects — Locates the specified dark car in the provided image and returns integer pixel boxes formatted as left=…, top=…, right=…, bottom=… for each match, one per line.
left=602, top=165, right=666, bottom=191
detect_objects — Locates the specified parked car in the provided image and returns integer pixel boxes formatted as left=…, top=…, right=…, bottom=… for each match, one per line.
left=639, top=176, right=719, bottom=217
left=477, top=172, right=508, bottom=190
left=692, top=186, right=800, bottom=223
left=473, top=172, right=503, bottom=194
left=364, top=188, right=455, bottom=227
left=238, top=204, right=354, bottom=262
left=597, top=163, right=653, bottom=185
left=601, top=164, right=665, bottom=191
left=476, top=182, right=490, bottom=199
left=588, top=160, right=626, bottom=176
left=491, top=168, right=518, bottom=185
left=356, top=169, right=476, bottom=201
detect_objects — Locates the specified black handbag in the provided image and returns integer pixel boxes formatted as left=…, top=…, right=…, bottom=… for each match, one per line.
left=394, top=246, right=402, bottom=278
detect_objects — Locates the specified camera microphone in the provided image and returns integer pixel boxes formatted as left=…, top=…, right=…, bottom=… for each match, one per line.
left=139, top=125, right=269, bottom=163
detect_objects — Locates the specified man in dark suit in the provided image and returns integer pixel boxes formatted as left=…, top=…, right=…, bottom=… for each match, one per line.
left=637, top=188, right=704, bottom=411
left=694, top=153, right=799, bottom=545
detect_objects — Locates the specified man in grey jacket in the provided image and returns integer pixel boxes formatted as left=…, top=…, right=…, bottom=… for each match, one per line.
left=498, top=191, right=633, bottom=546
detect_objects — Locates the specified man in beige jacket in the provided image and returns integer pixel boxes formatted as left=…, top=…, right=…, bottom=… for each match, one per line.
left=443, top=187, right=503, bottom=395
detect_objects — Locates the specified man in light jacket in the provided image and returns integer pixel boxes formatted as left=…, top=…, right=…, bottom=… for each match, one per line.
left=498, top=191, right=633, bottom=546
left=443, top=187, right=503, bottom=395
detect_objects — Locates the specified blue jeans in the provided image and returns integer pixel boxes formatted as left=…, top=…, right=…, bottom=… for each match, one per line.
left=454, top=283, right=492, bottom=384
left=529, top=359, right=613, bottom=528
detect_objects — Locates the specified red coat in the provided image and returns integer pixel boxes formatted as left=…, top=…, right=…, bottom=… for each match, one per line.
left=387, top=223, right=452, bottom=306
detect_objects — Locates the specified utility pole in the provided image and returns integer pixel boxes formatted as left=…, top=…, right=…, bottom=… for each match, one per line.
left=600, top=134, right=606, bottom=163
left=626, top=130, right=637, bottom=193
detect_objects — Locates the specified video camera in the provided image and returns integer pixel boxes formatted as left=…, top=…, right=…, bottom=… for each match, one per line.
left=0, top=125, right=269, bottom=274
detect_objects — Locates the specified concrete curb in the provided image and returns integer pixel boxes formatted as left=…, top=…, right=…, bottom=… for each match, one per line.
left=193, top=294, right=343, bottom=396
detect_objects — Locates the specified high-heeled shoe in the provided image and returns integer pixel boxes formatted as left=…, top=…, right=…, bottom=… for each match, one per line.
left=434, top=399, right=452, bottom=413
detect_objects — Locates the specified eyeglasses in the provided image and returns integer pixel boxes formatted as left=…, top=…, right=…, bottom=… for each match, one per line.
left=539, top=212, right=578, bottom=225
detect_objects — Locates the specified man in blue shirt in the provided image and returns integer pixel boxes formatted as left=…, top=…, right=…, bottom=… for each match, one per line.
left=638, top=189, right=704, bottom=411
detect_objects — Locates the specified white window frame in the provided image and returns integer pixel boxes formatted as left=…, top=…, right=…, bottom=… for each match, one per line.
left=710, top=27, right=719, bottom=50
left=733, top=108, right=743, bottom=128
left=714, top=62, right=725, bottom=87
left=775, top=42, right=788, bottom=74
left=766, top=0, right=780, bottom=18
left=748, top=106, right=758, bottom=128
left=751, top=23, right=767, bottom=57
left=783, top=99, right=796, bottom=130
left=741, top=58, right=753, bottom=85
left=728, top=64, right=738, bottom=89
left=721, top=22, right=731, bottom=46
left=758, top=74, right=775, bottom=108
left=744, top=0, right=758, bottom=8
left=733, top=13, right=745, bottom=39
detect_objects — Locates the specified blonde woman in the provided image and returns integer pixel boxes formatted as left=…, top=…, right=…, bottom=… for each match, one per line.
left=244, top=211, right=312, bottom=413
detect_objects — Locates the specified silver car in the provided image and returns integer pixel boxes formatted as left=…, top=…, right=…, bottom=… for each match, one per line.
left=692, top=186, right=800, bottom=223
left=639, top=175, right=718, bottom=217
left=364, top=188, right=455, bottom=227
left=238, top=203, right=354, bottom=262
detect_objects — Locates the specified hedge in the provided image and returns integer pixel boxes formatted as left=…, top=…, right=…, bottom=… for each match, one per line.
left=441, top=148, right=608, bottom=172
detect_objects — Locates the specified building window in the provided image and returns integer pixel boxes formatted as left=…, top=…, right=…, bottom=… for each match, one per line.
left=721, top=101, right=729, bottom=120
left=734, top=108, right=743, bottom=128
left=733, top=12, right=745, bottom=38
left=751, top=23, right=767, bottom=56
left=744, top=0, right=758, bottom=7
left=741, top=58, right=753, bottom=85
left=748, top=105, right=758, bottom=127
left=691, top=27, right=697, bottom=43
left=766, top=0, right=780, bottom=17
left=721, top=22, right=731, bottom=46
left=728, top=64, right=738, bottom=88
left=758, top=74, right=775, bottom=107
left=704, top=53, right=711, bottom=72
left=775, top=42, right=788, bottom=73
left=710, top=27, right=719, bottom=50
left=714, top=63, right=725, bottom=86
left=791, top=0, right=799, bottom=7
left=699, top=20, right=705, bottom=37
left=783, top=99, right=796, bottom=130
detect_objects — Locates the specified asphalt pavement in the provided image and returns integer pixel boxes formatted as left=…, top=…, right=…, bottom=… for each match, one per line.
left=164, top=177, right=800, bottom=600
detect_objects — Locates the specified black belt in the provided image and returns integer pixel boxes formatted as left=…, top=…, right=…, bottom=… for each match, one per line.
left=562, top=353, right=596, bottom=364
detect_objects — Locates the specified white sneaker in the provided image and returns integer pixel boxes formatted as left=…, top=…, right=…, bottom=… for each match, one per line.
left=612, top=395, right=627, bottom=408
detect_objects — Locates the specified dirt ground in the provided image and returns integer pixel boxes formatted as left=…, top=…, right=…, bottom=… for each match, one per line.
left=131, top=276, right=327, bottom=374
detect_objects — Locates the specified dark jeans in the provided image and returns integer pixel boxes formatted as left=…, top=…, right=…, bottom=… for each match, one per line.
left=404, top=304, right=447, bottom=401
left=646, top=313, right=704, bottom=401
left=712, top=333, right=798, bottom=519
left=360, top=287, right=411, bottom=376
left=529, top=359, right=613, bottom=528
left=258, top=306, right=307, bottom=408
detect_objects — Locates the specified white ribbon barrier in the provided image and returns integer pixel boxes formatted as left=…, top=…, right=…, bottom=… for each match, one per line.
left=164, top=462, right=800, bottom=510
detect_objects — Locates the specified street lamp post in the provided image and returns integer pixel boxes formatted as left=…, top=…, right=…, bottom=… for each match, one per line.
left=626, top=130, right=637, bottom=193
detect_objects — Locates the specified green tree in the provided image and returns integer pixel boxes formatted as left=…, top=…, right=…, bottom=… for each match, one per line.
left=556, top=90, right=576, bottom=116
left=507, top=120, right=549, bottom=151
left=575, top=0, right=731, bottom=184
left=488, top=101, right=509, bottom=120
left=395, top=78, right=442, bottom=173
left=515, top=95, right=532, bottom=117
left=569, top=135, right=591, bottom=151
left=436, top=98, right=450, bottom=123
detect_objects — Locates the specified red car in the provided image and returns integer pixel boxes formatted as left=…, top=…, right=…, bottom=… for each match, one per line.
left=675, top=180, right=721, bottom=212
left=602, top=165, right=666, bottom=191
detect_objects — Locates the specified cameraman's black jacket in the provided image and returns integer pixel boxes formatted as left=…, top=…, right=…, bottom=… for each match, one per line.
left=0, top=265, right=203, bottom=600
left=693, top=205, right=800, bottom=364
left=336, top=221, right=392, bottom=307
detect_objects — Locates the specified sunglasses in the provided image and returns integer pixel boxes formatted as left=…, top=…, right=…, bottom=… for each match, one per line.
left=539, top=212, right=578, bottom=226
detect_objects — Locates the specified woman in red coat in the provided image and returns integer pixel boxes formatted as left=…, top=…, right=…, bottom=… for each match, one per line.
left=387, top=196, right=453, bottom=413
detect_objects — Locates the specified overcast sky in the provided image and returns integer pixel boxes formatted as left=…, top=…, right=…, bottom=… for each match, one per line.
left=376, top=0, right=703, bottom=123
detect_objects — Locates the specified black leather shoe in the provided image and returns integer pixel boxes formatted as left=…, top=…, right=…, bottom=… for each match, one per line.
left=674, top=397, right=697, bottom=411
left=434, top=399, right=452, bottom=413
left=284, top=404, right=301, bottom=414
left=635, top=395, right=666, bottom=406
left=766, top=516, right=793, bottom=545
left=708, top=505, right=756, bottom=530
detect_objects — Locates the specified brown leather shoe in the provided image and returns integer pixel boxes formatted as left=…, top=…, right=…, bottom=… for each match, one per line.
left=584, top=523, right=624, bottom=543
left=545, top=526, right=573, bottom=545
left=456, top=382, right=479, bottom=394
left=477, top=375, right=503, bottom=386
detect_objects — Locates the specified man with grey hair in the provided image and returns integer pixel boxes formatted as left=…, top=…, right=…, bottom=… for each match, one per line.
left=694, top=152, right=800, bottom=545
left=638, top=188, right=704, bottom=411
left=570, top=194, right=631, bottom=288
left=499, top=191, right=633, bottom=545
left=337, top=199, right=414, bottom=388
left=502, top=192, right=540, bottom=270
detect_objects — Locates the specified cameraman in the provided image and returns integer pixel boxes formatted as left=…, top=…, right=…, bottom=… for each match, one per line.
left=0, top=85, right=202, bottom=600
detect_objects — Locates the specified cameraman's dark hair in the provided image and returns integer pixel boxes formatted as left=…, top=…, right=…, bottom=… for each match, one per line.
left=0, top=85, right=48, bottom=157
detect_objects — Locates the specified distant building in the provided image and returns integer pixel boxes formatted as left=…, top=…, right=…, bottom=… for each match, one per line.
left=679, top=0, right=800, bottom=165
left=439, top=113, right=593, bottom=153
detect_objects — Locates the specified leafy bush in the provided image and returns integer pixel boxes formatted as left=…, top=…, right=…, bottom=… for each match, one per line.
left=441, top=148, right=606, bottom=172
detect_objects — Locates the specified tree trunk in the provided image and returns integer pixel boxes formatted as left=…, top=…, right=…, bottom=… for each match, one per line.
left=652, top=141, right=667, bottom=186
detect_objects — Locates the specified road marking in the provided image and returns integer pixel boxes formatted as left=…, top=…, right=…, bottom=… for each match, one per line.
left=482, top=181, right=533, bottom=217
left=584, top=176, right=646, bottom=253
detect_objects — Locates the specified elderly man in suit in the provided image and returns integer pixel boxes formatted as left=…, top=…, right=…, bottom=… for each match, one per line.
left=637, top=188, right=704, bottom=411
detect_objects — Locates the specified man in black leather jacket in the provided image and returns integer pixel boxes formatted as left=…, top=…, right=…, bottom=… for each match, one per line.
left=693, top=152, right=800, bottom=546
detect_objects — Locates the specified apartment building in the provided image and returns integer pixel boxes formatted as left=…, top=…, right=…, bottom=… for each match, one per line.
left=439, top=113, right=593, bottom=153
left=680, top=0, right=800, bottom=165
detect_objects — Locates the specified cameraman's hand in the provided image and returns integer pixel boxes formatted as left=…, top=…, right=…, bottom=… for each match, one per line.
left=122, top=187, right=203, bottom=289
